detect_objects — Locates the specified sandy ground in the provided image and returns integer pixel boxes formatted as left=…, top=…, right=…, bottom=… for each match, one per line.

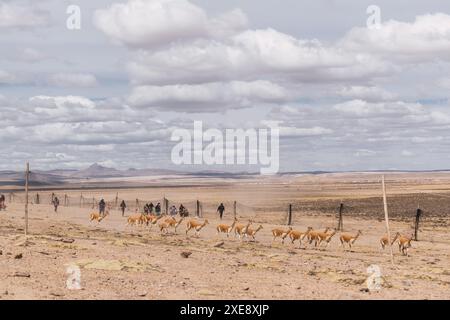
left=0, top=173, right=449, bottom=300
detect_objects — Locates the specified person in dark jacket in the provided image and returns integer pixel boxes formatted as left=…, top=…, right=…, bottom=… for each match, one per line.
left=120, top=200, right=126, bottom=216
left=179, top=204, right=189, bottom=217
left=99, top=199, right=106, bottom=216
left=217, top=203, right=225, bottom=219
left=155, top=203, right=161, bottom=216
left=148, top=202, right=154, bottom=214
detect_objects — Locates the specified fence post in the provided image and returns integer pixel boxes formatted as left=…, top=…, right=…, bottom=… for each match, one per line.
left=233, top=201, right=237, bottom=219
left=64, top=194, right=68, bottom=206
left=115, top=192, right=118, bottom=209
left=25, top=162, right=29, bottom=236
left=195, top=200, right=199, bottom=217
left=80, top=193, right=83, bottom=208
left=287, top=204, right=292, bottom=225
left=414, top=207, right=423, bottom=241
left=135, top=198, right=139, bottom=211
left=337, top=202, right=344, bottom=231
left=164, top=197, right=169, bottom=215
left=382, top=175, right=395, bottom=265
left=35, top=193, right=40, bottom=205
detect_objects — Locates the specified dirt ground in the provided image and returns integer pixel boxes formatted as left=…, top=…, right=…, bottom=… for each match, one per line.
left=0, top=173, right=449, bottom=300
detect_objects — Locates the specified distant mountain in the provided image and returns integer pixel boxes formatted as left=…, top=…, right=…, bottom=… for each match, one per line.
left=4, top=163, right=450, bottom=188
left=69, top=163, right=124, bottom=178
left=0, top=170, right=64, bottom=186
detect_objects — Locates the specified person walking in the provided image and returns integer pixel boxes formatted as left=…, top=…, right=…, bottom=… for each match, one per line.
left=0, top=194, right=5, bottom=210
left=99, top=199, right=106, bottom=216
left=120, top=200, right=126, bottom=217
left=217, top=203, right=225, bottom=220
left=52, top=196, right=60, bottom=213
left=155, top=202, right=161, bottom=216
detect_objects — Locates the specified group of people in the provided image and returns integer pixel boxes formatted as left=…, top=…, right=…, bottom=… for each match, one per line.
left=143, top=202, right=162, bottom=216
left=176, top=204, right=189, bottom=217
left=0, top=192, right=226, bottom=220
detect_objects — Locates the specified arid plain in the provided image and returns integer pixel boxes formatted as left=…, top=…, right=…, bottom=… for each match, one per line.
left=0, top=172, right=449, bottom=299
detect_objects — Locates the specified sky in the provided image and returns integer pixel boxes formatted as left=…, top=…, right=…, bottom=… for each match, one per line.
left=1, top=0, right=450, bottom=172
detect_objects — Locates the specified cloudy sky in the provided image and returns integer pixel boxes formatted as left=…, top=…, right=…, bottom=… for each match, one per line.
left=1, top=0, right=450, bottom=172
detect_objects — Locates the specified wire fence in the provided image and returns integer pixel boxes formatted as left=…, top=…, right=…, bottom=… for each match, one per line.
left=3, top=190, right=449, bottom=230
left=5, top=191, right=289, bottom=223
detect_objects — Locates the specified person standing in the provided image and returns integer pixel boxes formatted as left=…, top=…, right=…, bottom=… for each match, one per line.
left=155, top=202, right=161, bottom=216
left=0, top=194, right=5, bottom=210
left=148, top=202, right=154, bottom=214
left=169, top=205, right=178, bottom=216
left=179, top=204, right=185, bottom=217
left=99, top=199, right=106, bottom=216
left=217, top=203, right=225, bottom=220
left=120, top=200, right=126, bottom=217
left=52, top=196, right=60, bottom=213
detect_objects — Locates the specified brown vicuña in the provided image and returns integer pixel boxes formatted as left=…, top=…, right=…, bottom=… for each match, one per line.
left=126, top=213, right=144, bottom=226
left=308, top=227, right=330, bottom=247
left=339, top=230, right=362, bottom=249
left=90, top=210, right=109, bottom=223
left=245, top=224, right=263, bottom=241
left=235, top=221, right=252, bottom=239
left=396, top=233, right=414, bottom=256
left=186, top=219, right=209, bottom=237
left=288, top=226, right=312, bottom=248
left=161, top=216, right=184, bottom=233
left=380, top=232, right=400, bottom=250
left=147, top=215, right=163, bottom=228
left=272, top=226, right=292, bottom=244
left=216, top=218, right=237, bottom=237
left=317, top=228, right=337, bottom=247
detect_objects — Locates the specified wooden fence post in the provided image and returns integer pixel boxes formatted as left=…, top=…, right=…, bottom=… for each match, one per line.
left=287, top=204, right=292, bottom=226
left=25, top=162, right=29, bottom=236
left=414, top=207, right=423, bottom=241
left=233, top=201, right=237, bottom=219
left=196, top=200, right=200, bottom=217
left=382, top=175, right=394, bottom=265
left=80, top=193, right=83, bottom=208
left=35, top=193, right=40, bottom=205
left=164, top=197, right=169, bottom=215
left=337, top=202, right=344, bottom=231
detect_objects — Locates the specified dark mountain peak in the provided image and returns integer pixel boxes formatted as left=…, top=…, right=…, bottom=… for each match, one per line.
left=87, top=163, right=109, bottom=170
left=69, top=163, right=122, bottom=178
